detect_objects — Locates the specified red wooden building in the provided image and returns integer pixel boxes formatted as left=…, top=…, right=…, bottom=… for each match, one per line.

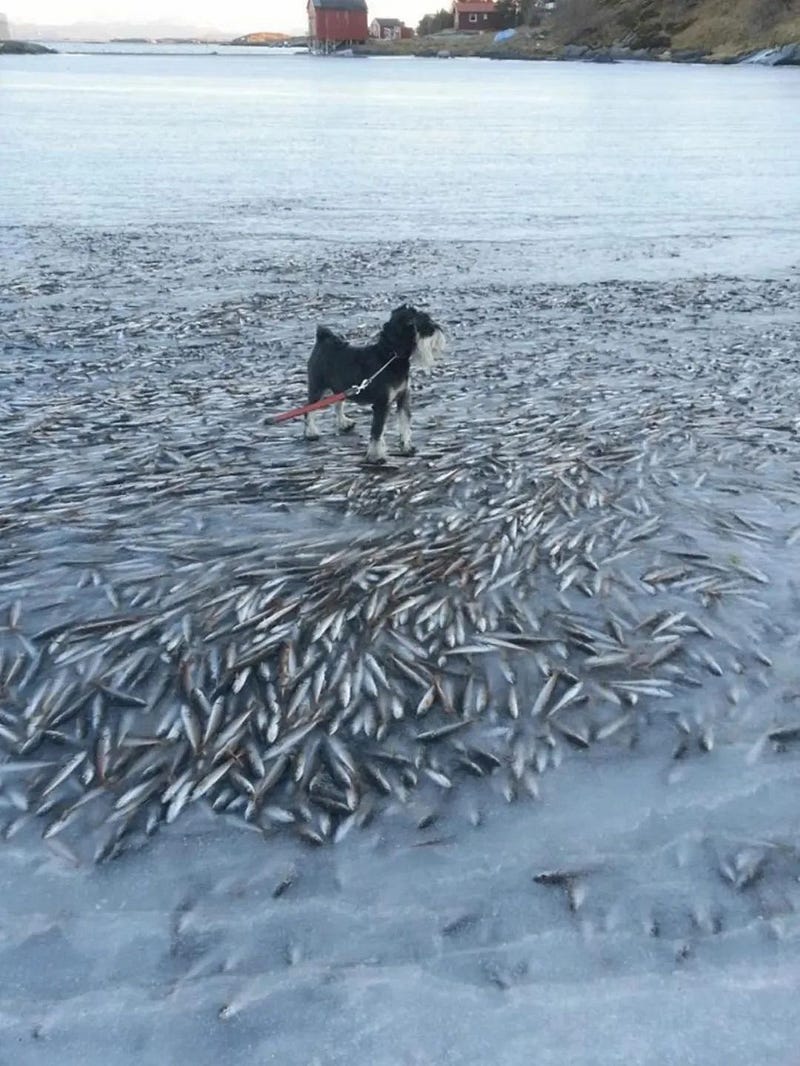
left=452, top=1, right=501, bottom=32
left=307, top=0, right=369, bottom=52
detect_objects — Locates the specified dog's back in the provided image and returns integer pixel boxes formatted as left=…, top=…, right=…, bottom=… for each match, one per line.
left=308, top=325, right=347, bottom=396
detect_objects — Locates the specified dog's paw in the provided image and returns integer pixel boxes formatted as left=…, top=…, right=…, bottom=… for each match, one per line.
left=304, top=431, right=321, bottom=442
left=399, top=445, right=417, bottom=457
left=338, top=420, right=356, bottom=434
left=364, top=456, right=388, bottom=467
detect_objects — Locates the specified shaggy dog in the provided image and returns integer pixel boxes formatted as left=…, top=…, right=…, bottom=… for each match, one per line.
left=304, top=305, right=445, bottom=464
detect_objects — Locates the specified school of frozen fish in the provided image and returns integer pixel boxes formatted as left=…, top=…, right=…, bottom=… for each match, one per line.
left=2, top=234, right=800, bottom=866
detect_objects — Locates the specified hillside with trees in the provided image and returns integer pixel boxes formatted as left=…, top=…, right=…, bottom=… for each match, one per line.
left=413, top=0, right=800, bottom=58
left=417, top=8, right=453, bottom=35
left=546, top=0, right=800, bottom=53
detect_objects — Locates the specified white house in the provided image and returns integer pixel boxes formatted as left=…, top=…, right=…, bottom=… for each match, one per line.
left=369, top=17, right=404, bottom=39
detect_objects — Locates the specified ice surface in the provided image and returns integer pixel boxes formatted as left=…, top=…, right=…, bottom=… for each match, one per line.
left=2, top=747, right=799, bottom=1065
left=2, top=52, right=800, bottom=1066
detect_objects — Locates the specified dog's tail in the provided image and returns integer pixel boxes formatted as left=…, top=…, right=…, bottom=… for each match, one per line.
left=315, top=325, right=339, bottom=345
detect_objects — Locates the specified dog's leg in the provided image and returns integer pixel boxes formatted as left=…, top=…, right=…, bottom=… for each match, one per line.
left=304, top=387, right=325, bottom=441
left=305, top=408, right=321, bottom=441
left=396, top=389, right=415, bottom=456
left=335, top=400, right=355, bottom=434
left=365, top=400, right=389, bottom=464
left=305, top=362, right=325, bottom=441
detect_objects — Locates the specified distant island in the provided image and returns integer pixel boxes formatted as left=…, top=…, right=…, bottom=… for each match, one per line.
left=231, top=32, right=293, bottom=46
left=0, top=40, right=56, bottom=54
left=5, top=16, right=240, bottom=42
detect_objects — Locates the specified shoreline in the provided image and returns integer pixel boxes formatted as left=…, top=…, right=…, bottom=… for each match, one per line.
left=4, top=40, right=800, bottom=67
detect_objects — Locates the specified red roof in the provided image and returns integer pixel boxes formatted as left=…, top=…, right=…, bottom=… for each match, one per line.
left=454, top=1, right=496, bottom=11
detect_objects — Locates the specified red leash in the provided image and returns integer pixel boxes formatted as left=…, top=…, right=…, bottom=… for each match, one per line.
left=271, top=390, right=348, bottom=424
left=268, top=353, right=399, bottom=426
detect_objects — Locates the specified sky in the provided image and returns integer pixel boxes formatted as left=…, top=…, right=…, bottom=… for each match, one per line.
left=8, top=1, right=439, bottom=34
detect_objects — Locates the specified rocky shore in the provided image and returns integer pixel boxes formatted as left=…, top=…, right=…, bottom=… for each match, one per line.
left=356, top=34, right=800, bottom=66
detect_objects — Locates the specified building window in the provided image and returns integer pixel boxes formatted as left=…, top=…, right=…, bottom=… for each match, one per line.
left=469, top=12, right=478, bottom=21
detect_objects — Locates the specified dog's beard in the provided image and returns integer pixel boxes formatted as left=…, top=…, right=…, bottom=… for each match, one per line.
left=411, top=328, right=445, bottom=371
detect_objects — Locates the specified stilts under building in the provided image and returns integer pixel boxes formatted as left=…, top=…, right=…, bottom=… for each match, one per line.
left=307, top=0, right=369, bottom=54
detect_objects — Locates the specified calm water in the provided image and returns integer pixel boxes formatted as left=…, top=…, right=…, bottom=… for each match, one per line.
left=2, top=49, right=800, bottom=278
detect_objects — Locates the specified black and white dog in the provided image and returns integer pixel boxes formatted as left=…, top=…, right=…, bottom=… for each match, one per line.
left=304, top=305, right=445, bottom=464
